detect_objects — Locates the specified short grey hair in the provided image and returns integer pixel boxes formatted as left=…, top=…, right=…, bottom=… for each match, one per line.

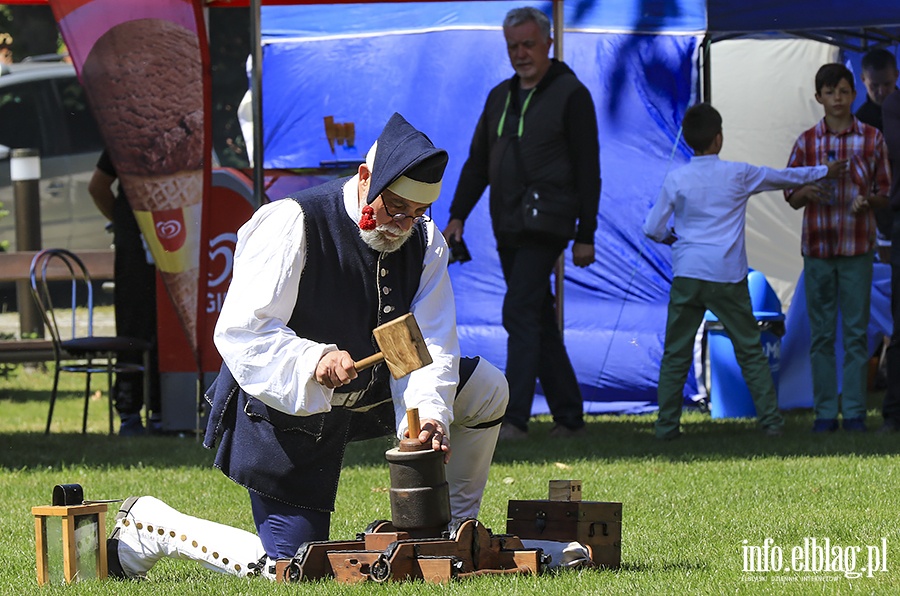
left=503, top=7, right=551, bottom=39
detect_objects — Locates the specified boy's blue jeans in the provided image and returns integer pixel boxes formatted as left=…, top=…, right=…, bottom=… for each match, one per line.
left=655, top=276, right=783, bottom=439
left=803, top=252, right=874, bottom=421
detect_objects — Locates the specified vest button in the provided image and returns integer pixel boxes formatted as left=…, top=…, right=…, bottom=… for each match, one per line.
left=380, top=268, right=388, bottom=276
left=383, top=305, right=394, bottom=313
left=382, top=286, right=391, bottom=294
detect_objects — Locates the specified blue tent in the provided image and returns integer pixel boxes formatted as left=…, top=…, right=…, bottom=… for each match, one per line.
left=255, top=1, right=900, bottom=414
left=705, top=1, right=900, bottom=43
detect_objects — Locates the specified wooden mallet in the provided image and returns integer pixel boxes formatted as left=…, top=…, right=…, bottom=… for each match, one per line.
left=353, top=313, right=433, bottom=379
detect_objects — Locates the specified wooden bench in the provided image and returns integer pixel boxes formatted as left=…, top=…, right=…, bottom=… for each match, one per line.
left=0, top=339, right=60, bottom=363
left=0, top=250, right=115, bottom=283
left=0, top=250, right=113, bottom=364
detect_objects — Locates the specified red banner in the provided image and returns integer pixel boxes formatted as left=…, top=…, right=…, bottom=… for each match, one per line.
left=48, top=0, right=212, bottom=368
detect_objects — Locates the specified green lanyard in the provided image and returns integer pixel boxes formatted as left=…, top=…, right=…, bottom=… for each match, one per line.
left=496, top=87, right=536, bottom=138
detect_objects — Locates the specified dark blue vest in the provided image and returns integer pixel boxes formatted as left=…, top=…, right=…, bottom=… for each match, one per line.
left=287, top=178, right=427, bottom=393
left=204, top=179, right=427, bottom=510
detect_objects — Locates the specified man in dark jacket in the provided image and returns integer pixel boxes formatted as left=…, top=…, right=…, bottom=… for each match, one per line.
left=443, top=6, right=601, bottom=439
left=880, top=89, right=900, bottom=433
left=855, top=50, right=898, bottom=394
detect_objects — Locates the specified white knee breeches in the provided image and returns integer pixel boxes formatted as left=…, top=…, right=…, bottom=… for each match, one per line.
left=446, top=357, right=508, bottom=520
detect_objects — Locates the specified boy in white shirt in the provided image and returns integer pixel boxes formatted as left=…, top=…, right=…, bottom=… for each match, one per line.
left=643, top=103, right=844, bottom=440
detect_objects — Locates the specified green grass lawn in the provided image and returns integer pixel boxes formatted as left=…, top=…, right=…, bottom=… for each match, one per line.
left=1, top=365, right=899, bottom=595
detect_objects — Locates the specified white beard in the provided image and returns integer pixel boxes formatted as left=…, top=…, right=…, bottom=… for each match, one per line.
left=359, top=222, right=413, bottom=253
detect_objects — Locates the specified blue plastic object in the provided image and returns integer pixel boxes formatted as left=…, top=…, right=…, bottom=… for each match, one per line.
left=704, top=270, right=784, bottom=419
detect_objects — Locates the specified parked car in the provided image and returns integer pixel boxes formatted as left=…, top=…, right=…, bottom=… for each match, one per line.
left=0, top=59, right=109, bottom=252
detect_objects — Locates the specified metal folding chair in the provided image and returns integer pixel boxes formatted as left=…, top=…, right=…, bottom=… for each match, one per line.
left=29, top=248, right=152, bottom=434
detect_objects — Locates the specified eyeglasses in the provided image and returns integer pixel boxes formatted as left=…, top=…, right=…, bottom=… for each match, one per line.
left=381, top=199, right=431, bottom=224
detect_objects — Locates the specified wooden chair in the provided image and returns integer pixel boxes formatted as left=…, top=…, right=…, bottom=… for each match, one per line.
left=29, top=248, right=152, bottom=434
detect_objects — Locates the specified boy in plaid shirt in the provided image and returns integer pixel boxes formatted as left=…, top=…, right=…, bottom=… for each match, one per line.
left=785, top=63, right=891, bottom=433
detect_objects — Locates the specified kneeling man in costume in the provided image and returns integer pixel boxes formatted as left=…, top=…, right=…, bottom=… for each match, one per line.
left=106, top=113, right=508, bottom=579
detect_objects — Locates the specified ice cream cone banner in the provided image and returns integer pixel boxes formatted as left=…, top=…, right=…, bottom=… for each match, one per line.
left=52, top=0, right=213, bottom=366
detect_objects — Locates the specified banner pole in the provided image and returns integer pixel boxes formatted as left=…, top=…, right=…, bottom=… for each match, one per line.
left=251, top=0, right=264, bottom=208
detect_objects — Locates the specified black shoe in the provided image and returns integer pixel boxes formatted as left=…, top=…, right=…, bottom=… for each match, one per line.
left=842, top=417, right=867, bottom=432
left=655, top=430, right=682, bottom=441
left=812, top=419, right=838, bottom=433
left=107, top=497, right=141, bottom=579
left=148, top=418, right=164, bottom=435
left=118, top=414, right=145, bottom=437
left=549, top=424, right=586, bottom=438
left=497, top=424, right=527, bottom=440
left=106, top=536, right=127, bottom=579
left=878, top=419, right=900, bottom=434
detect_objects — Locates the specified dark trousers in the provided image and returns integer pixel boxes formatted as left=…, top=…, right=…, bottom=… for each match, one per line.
left=113, top=197, right=160, bottom=416
left=498, top=244, right=583, bottom=431
left=884, top=215, right=900, bottom=422
left=249, top=491, right=331, bottom=559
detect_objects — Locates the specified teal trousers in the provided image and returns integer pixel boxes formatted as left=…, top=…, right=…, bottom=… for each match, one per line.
left=655, top=277, right=783, bottom=439
left=803, top=252, right=874, bottom=421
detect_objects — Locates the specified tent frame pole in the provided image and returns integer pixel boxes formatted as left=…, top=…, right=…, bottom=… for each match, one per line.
left=701, top=34, right=712, bottom=104
left=553, top=0, right=566, bottom=336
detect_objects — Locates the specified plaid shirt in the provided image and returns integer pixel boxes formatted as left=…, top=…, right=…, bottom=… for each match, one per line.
left=785, top=117, right=890, bottom=258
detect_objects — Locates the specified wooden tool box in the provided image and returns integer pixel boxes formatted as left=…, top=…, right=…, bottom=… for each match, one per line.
left=506, top=480, right=622, bottom=569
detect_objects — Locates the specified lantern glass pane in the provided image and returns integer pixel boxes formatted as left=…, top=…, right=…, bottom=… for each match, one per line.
left=44, top=516, right=65, bottom=584
left=74, top=514, right=99, bottom=580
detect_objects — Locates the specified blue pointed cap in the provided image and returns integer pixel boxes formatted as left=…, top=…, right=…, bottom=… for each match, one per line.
left=365, top=113, right=448, bottom=205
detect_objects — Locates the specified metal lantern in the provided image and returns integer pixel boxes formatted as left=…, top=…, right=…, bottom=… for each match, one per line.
left=32, top=484, right=108, bottom=585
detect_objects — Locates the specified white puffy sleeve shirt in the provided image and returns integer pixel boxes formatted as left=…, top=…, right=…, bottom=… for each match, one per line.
left=214, top=177, right=458, bottom=438
left=642, top=156, right=827, bottom=283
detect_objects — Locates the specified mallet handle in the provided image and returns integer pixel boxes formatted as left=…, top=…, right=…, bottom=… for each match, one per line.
left=353, top=352, right=384, bottom=371
left=407, top=408, right=421, bottom=437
